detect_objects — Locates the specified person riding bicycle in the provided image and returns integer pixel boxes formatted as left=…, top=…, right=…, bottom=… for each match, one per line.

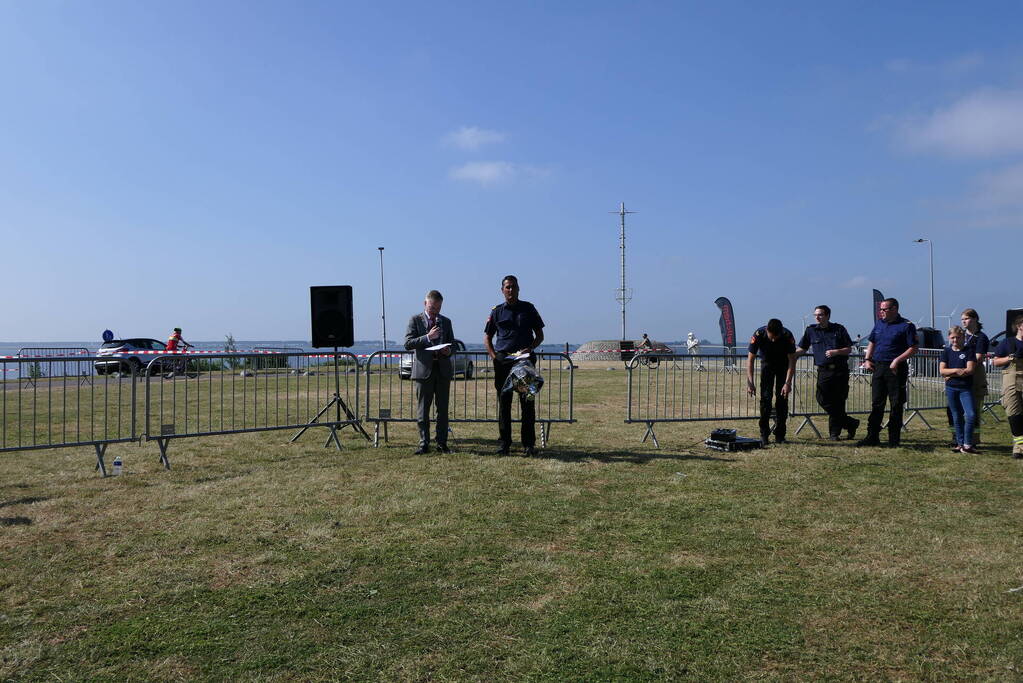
left=165, top=327, right=194, bottom=377
left=166, top=327, right=192, bottom=352
left=635, top=333, right=662, bottom=367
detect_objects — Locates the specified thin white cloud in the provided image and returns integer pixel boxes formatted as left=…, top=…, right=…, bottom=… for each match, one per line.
left=961, top=162, right=1023, bottom=229
left=885, top=52, right=983, bottom=77
left=443, top=126, right=506, bottom=151
left=448, top=161, right=550, bottom=186
left=841, top=275, right=870, bottom=289
left=945, top=53, right=984, bottom=76
left=902, top=89, right=1023, bottom=157
left=885, top=58, right=913, bottom=74
left=974, top=162, right=1023, bottom=208
left=449, top=161, right=516, bottom=185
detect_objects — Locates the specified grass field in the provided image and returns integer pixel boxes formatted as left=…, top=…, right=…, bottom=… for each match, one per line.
left=2, top=367, right=1022, bottom=680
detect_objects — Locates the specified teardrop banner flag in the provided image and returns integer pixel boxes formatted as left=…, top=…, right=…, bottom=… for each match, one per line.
left=714, top=297, right=737, bottom=366
left=872, top=289, right=884, bottom=322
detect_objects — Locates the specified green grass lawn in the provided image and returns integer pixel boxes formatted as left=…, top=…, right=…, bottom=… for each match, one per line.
left=2, top=368, right=1021, bottom=680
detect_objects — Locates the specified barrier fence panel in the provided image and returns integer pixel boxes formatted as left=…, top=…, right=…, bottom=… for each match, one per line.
left=363, top=350, right=574, bottom=447
left=906, top=348, right=1002, bottom=427
left=788, top=353, right=875, bottom=437
left=627, top=352, right=928, bottom=446
left=904, top=348, right=946, bottom=429
left=144, top=351, right=366, bottom=468
left=16, top=347, right=94, bottom=387
left=1, top=355, right=138, bottom=474
left=984, top=359, right=1003, bottom=420
left=626, top=353, right=757, bottom=445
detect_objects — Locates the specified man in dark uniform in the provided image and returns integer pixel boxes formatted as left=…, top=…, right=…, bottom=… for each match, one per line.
left=483, top=275, right=545, bottom=456
left=794, top=305, right=859, bottom=440
left=857, top=297, right=918, bottom=448
left=747, top=318, right=796, bottom=444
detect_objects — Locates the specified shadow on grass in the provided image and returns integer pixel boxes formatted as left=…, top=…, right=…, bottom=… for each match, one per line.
left=0, top=496, right=48, bottom=509
left=1, top=516, right=31, bottom=526
left=442, top=437, right=737, bottom=463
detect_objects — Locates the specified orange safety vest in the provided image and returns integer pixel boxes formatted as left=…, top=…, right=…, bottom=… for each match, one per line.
left=167, top=332, right=181, bottom=351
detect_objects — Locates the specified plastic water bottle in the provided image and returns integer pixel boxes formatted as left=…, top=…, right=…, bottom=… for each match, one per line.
left=112, top=456, right=123, bottom=476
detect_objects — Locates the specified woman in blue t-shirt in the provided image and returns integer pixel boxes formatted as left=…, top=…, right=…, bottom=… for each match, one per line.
left=961, top=308, right=990, bottom=442
left=940, top=326, right=977, bottom=453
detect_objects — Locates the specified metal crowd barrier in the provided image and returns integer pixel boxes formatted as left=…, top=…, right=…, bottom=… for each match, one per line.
left=1, top=355, right=139, bottom=474
left=626, top=352, right=933, bottom=446
left=363, top=350, right=575, bottom=447
left=788, top=353, right=874, bottom=437
left=903, top=348, right=946, bottom=429
left=626, top=353, right=757, bottom=445
left=16, top=347, right=94, bottom=387
left=906, top=348, right=1002, bottom=427
left=983, top=359, right=1003, bottom=420
left=144, top=351, right=367, bottom=468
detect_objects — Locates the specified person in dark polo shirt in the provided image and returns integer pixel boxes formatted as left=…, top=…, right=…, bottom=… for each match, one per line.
left=747, top=318, right=796, bottom=445
left=795, top=305, right=859, bottom=441
left=857, top=297, right=918, bottom=447
left=483, top=275, right=545, bottom=456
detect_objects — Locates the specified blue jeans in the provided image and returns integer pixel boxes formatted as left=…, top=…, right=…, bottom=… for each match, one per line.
left=945, top=385, right=976, bottom=446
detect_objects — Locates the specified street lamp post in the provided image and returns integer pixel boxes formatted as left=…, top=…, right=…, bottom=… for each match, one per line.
left=378, top=247, right=387, bottom=348
left=913, top=238, right=935, bottom=328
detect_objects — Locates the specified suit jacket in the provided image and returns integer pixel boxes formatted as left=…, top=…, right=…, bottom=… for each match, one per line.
left=404, top=312, right=455, bottom=380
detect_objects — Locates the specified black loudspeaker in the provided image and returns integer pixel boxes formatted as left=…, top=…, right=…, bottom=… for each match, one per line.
left=1006, top=308, right=1023, bottom=339
left=310, top=286, right=354, bottom=348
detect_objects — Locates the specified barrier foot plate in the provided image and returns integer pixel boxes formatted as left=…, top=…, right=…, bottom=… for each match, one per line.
left=95, top=443, right=108, bottom=477
left=156, top=438, right=172, bottom=470
left=323, top=426, right=344, bottom=451
left=641, top=422, right=660, bottom=448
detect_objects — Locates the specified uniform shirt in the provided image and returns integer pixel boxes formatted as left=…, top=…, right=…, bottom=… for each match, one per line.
left=994, top=337, right=1023, bottom=359
left=798, top=322, right=852, bottom=367
left=484, top=300, right=545, bottom=353
left=166, top=333, right=181, bottom=351
left=747, top=327, right=796, bottom=366
left=940, top=345, right=973, bottom=388
left=965, top=330, right=990, bottom=357
left=867, top=316, right=917, bottom=363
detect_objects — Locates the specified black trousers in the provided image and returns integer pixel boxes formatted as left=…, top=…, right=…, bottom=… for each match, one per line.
left=493, top=354, right=536, bottom=448
left=816, top=365, right=854, bottom=437
left=759, top=363, right=788, bottom=439
left=867, top=363, right=909, bottom=445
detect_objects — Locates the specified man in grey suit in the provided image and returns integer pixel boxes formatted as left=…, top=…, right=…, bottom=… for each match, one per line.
left=404, top=290, right=456, bottom=454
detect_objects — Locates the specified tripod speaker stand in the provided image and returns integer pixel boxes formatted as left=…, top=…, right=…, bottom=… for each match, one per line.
left=290, top=347, right=370, bottom=448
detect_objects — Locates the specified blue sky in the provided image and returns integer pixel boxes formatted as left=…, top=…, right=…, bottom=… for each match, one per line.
left=3, top=1, right=1022, bottom=344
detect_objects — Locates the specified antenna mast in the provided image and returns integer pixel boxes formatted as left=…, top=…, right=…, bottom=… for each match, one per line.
left=612, top=202, right=636, bottom=341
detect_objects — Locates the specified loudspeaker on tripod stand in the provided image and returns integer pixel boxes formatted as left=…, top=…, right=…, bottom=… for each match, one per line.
left=310, top=286, right=354, bottom=348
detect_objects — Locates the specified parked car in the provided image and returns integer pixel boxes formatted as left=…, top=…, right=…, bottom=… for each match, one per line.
left=399, top=339, right=474, bottom=380
left=94, top=338, right=166, bottom=375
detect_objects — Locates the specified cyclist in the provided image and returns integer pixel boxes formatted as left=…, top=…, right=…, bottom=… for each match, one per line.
left=165, top=327, right=194, bottom=377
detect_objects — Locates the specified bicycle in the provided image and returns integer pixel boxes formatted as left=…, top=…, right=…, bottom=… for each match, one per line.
left=635, top=348, right=661, bottom=368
